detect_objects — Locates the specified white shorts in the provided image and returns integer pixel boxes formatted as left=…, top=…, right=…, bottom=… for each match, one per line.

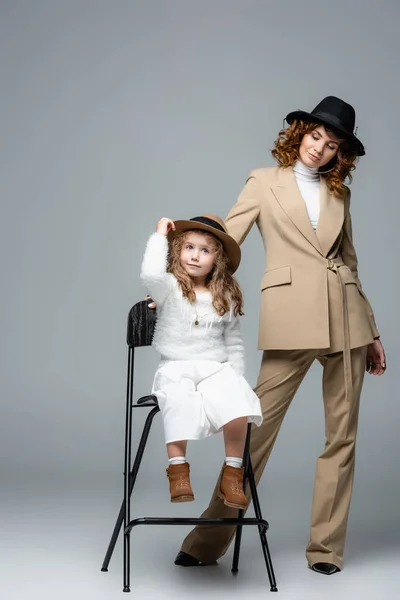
left=151, top=359, right=263, bottom=444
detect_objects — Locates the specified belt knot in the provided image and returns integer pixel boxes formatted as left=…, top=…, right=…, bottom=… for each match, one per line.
left=327, top=258, right=336, bottom=271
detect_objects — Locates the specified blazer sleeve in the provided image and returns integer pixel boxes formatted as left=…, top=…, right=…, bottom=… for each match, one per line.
left=140, top=232, right=174, bottom=306
left=224, top=173, right=263, bottom=245
left=340, top=191, right=380, bottom=338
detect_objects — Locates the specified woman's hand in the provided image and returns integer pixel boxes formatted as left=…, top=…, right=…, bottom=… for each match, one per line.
left=145, top=295, right=156, bottom=309
left=366, top=338, right=387, bottom=375
left=156, top=217, right=176, bottom=236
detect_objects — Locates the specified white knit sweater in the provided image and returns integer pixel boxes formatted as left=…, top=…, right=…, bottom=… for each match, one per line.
left=140, top=232, right=245, bottom=375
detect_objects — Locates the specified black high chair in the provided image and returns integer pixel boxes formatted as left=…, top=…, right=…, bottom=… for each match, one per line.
left=101, top=300, right=278, bottom=593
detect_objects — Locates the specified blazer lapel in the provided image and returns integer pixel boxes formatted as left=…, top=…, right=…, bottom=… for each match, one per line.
left=271, top=167, right=322, bottom=254
left=315, top=177, right=344, bottom=257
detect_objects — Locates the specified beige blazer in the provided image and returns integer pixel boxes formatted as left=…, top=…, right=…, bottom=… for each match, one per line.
left=225, top=166, right=379, bottom=353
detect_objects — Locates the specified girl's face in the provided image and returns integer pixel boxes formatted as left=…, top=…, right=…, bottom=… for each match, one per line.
left=299, top=125, right=341, bottom=169
left=180, top=231, right=217, bottom=282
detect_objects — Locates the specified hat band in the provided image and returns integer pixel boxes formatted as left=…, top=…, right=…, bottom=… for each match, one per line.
left=312, top=111, right=354, bottom=135
left=190, top=216, right=225, bottom=233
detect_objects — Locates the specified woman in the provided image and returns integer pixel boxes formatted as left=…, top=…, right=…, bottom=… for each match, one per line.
left=159, top=96, right=386, bottom=575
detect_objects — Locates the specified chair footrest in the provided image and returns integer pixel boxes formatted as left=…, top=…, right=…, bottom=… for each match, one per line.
left=135, top=394, right=158, bottom=406
left=125, top=516, right=269, bottom=535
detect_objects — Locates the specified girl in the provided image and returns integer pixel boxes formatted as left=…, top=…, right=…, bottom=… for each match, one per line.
left=140, top=214, right=262, bottom=508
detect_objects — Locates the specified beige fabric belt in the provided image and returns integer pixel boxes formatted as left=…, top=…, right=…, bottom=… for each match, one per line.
left=327, top=258, right=353, bottom=402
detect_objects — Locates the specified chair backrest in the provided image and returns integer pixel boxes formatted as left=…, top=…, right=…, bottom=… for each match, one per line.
left=126, top=300, right=157, bottom=348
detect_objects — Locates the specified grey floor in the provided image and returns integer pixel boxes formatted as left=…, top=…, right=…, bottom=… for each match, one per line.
left=2, top=477, right=399, bottom=600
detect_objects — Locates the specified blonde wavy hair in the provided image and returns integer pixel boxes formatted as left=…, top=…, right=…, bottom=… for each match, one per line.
left=271, top=120, right=358, bottom=197
left=167, top=230, right=244, bottom=317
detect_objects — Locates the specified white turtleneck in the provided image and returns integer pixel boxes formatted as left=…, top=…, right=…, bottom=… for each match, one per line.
left=293, top=160, right=320, bottom=230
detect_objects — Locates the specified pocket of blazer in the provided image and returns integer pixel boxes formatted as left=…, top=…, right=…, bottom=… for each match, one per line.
left=261, top=265, right=291, bottom=291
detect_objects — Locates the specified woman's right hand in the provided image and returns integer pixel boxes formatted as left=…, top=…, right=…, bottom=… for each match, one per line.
left=145, top=295, right=156, bottom=309
left=156, top=217, right=176, bottom=236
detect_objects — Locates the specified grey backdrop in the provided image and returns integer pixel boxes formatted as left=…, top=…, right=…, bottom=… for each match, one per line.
left=0, top=1, right=399, bottom=599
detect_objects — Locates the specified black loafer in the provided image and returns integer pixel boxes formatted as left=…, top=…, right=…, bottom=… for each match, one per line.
left=310, top=562, right=341, bottom=575
left=174, top=551, right=201, bottom=567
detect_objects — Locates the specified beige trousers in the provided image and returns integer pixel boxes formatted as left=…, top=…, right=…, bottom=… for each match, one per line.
left=181, top=346, right=367, bottom=569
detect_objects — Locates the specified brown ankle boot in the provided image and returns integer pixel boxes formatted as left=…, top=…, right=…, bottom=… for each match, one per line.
left=166, top=462, right=194, bottom=503
left=217, top=464, right=248, bottom=509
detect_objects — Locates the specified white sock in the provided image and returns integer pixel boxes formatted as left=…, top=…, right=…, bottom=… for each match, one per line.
left=225, top=456, right=243, bottom=469
left=168, top=456, right=187, bottom=465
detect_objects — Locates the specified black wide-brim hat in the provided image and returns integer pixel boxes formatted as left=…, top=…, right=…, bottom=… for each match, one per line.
left=285, top=95, right=365, bottom=156
left=167, top=214, right=241, bottom=273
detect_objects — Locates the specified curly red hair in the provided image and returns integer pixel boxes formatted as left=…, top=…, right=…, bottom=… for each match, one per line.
left=271, top=120, right=358, bottom=197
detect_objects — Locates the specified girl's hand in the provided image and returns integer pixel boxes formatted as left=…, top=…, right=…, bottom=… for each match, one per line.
left=366, top=338, right=387, bottom=376
left=156, top=217, right=176, bottom=236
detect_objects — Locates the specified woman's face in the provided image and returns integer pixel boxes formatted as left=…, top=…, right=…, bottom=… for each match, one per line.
left=299, top=125, right=341, bottom=168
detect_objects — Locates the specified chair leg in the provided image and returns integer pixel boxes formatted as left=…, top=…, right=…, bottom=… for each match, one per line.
left=101, top=406, right=160, bottom=572
left=231, top=423, right=252, bottom=573
left=247, top=457, right=278, bottom=592
left=231, top=508, right=244, bottom=573
left=120, top=346, right=137, bottom=592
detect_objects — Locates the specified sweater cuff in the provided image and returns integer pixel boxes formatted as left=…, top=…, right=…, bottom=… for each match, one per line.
left=149, top=231, right=169, bottom=248
left=142, top=232, right=169, bottom=271
left=228, top=360, right=245, bottom=376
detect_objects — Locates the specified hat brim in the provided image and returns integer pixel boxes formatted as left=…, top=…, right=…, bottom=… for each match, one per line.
left=167, top=220, right=241, bottom=273
left=285, top=110, right=365, bottom=156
